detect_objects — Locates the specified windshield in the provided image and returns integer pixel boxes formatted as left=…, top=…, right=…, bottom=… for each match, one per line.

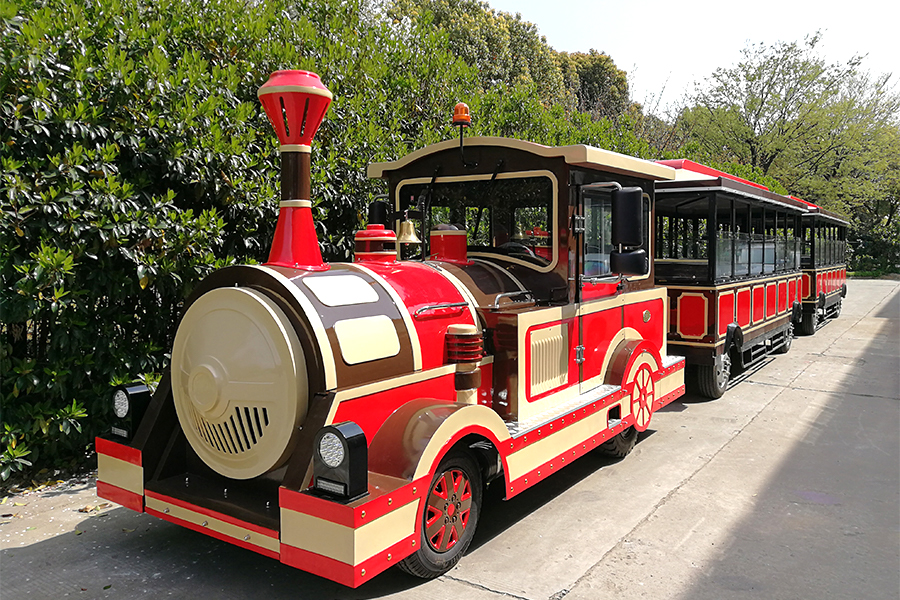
left=397, top=175, right=555, bottom=268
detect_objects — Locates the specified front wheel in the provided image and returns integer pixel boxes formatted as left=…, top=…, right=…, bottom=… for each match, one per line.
left=398, top=451, right=482, bottom=579
left=696, top=351, right=731, bottom=399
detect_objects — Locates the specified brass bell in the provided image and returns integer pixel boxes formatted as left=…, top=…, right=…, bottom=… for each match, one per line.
left=396, top=220, right=422, bottom=244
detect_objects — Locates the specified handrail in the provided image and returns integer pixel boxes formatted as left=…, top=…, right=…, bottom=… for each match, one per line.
left=413, top=302, right=469, bottom=317
left=487, top=290, right=533, bottom=310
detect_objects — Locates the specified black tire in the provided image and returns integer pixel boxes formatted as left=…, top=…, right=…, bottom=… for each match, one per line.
left=696, top=352, right=731, bottom=399
left=598, top=426, right=638, bottom=458
left=774, top=323, right=793, bottom=354
left=797, top=311, right=816, bottom=336
left=398, top=451, right=482, bottom=579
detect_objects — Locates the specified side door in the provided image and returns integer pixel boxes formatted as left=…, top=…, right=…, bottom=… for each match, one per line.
left=577, top=186, right=624, bottom=395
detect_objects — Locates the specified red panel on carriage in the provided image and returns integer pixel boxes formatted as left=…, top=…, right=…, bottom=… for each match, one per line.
left=736, top=288, right=751, bottom=327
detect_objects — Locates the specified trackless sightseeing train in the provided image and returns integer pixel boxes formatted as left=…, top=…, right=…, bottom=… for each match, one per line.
left=96, top=71, right=845, bottom=586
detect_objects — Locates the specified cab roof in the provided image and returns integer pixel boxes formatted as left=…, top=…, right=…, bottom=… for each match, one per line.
left=367, top=137, right=676, bottom=181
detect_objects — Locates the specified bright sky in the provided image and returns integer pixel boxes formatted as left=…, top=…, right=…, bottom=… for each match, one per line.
left=485, top=0, right=899, bottom=115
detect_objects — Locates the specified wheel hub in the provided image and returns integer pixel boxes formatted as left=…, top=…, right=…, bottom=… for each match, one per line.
left=425, top=469, right=472, bottom=553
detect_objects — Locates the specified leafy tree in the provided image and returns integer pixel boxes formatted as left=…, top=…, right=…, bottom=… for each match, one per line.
left=387, top=0, right=572, bottom=108
left=556, top=50, right=629, bottom=118
left=0, top=0, right=480, bottom=481
left=678, top=33, right=900, bottom=271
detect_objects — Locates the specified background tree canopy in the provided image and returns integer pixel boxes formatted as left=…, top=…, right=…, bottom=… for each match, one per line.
left=1, top=0, right=896, bottom=483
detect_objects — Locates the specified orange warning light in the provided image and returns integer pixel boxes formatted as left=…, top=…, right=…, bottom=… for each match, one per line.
left=453, top=102, right=471, bottom=127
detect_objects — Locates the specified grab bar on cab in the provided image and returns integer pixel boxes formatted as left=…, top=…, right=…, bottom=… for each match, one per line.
left=487, top=290, right=533, bottom=310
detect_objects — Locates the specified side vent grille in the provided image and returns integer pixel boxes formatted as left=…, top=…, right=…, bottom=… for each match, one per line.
left=191, top=406, right=269, bottom=455
left=530, top=324, right=568, bottom=396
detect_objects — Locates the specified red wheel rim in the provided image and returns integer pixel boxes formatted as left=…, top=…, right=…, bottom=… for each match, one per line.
left=630, top=365, right=655, bottom=432
left=424, top=468, right=472, bottom=553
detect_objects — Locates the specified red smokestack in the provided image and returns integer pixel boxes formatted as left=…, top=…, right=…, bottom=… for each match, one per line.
left=257, top=70, right=332, bottom=270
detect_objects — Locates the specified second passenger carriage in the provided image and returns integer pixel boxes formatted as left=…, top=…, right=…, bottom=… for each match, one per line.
left=653, top=160, right=808, bottom=398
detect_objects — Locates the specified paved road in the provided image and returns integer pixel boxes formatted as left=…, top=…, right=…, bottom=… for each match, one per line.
left=2, top=279, right=898, bottom=600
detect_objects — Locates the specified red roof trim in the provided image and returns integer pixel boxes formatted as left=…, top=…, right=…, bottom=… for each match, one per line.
left=657, top=159, right=769, bottom=191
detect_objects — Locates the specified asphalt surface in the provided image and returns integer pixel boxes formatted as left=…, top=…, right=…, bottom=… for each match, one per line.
left=2, top=279, right=898, bottom=600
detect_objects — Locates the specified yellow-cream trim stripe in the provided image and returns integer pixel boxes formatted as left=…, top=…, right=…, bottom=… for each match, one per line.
left=258, top=85, right=334, bottom=99
left=146, top=496, right=279, bottom=554
left=97, top=453, right=143, bottom=496
left=506, top=399, right=623, bottom=480
left=351, top=263, right=423, bottom=371
left=251, top=265, right=337, bottom=390
left=280, top=200, right=312, bottom=208
left=279, top=144, right=312, bottom=153
left=578, top=286, right=668, bottom=317
left=332, top=357, right=494, bottom=403
left=281, top=500, right=418, bottom=565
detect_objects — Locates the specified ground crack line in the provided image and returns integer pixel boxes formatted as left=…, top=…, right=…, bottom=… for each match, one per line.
left=442, top=574, right=531, bottom=599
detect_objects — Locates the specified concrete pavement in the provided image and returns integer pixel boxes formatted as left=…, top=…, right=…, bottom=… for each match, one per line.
left=2, top=279, right=897, bottom=599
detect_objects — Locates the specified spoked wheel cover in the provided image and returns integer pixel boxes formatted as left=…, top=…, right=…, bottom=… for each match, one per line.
left=425, top=468, right=472, bottom=553
left=630, top=364, right=656, bottom=432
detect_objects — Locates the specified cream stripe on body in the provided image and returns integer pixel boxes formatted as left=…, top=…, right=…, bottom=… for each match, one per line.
left=146, top=496, right=279, bottom=554
left=251, top=265, right=337, bottom=390
left=281, top=501, right=417, bottom=565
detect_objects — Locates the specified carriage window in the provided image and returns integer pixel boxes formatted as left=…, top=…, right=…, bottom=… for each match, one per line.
left=397, top=175, right=554, bottom=267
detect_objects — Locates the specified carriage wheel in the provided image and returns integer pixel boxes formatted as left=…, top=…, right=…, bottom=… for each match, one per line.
left=697, top=351, right=731, bottom=399
left=398, top=451, right=482, bottom=579
left=798, top=311, right=817, bottom=336
left=774, top=323, right=794, bottom=354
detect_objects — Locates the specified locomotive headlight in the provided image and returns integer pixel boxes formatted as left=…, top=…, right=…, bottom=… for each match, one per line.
left=110, top=383, right=152, bottom=440
left=318, top=433, right=345, bottom=468
left=113, top=389, right=130, bottom=419
left=312, top=422, right=368, bottom=502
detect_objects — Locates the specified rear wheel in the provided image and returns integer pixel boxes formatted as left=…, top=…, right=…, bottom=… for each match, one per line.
left=398, top=451, right=482, bottom=579
left=598, top=426, right=638, bottom=458
left=798, top=311, right=817, bottom=336
left=696, top=352, right=731, bottom=399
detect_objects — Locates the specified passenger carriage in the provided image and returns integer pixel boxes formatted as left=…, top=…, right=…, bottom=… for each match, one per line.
left=794, top=198, right=848, bottom=334
left=653, top=160, right=808, bottom=398
left=96, top=71, right=686, bottom=587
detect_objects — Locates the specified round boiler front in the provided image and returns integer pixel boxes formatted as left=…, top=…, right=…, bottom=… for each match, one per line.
left=171, top=286, right=308, bottom=480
